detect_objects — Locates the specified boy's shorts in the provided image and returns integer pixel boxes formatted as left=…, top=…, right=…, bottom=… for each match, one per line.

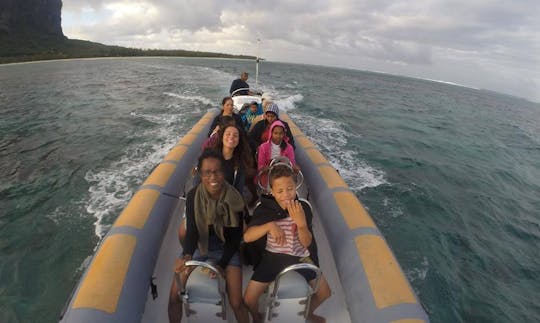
left=251, top=251, right=316, bottom=283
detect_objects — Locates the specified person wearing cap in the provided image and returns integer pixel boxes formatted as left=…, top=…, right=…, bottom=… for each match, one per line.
left=248, top=103, right=295, bottom=155
left=261, top=92, right=272, bottom=104
left=229, top=72, right=250, bottom=96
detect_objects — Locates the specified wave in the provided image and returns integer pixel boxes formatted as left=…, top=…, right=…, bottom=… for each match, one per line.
left=420, top=77, right=480, bottom=90
left=405, top=256, right=430, bottom=285
left=83, top=100, right=204, bottom=238
left=163, top=92, right=215, bottom=106
left=275, top=94, right=304, bottom=112
left=285, top=96, right=386, bottom=191
left=83, top=137, right=175, bottom=238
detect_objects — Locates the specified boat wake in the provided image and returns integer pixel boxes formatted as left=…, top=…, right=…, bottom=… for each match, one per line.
left=275, top=93, right=304, bottom=112
left=83, top=134, right=176, bottom=238
left=280, top=94, right=386, bottom=192
left=163, top=92, right=215, bottom=106
left=82, top=94, right=216, bottom=238
left=405, top=256, right=430, bottom=295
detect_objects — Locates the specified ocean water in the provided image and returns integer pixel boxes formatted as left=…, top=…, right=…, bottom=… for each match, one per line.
left=1, top=57, right=539, bottom=323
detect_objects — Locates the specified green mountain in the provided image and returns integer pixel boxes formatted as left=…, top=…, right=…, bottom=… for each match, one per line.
left=0, top=0, right=255, bottom=63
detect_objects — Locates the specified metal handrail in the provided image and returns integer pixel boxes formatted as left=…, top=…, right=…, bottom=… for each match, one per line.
left=231, top=87, right=263, bottom=97
left=231, top=87, right=250, bottom=97
left=175, top=260, right=227, bottom=319
left=257, top=157, right=304, bottom=192
left=267, top=263, right=322, bottom=321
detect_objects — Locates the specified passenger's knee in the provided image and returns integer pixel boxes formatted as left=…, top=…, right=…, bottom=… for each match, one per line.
left=229, top=296, right=244, bottom=311
left=243, top=294, right=257, bottom=307
left=318, top=282, right=331, bottom=301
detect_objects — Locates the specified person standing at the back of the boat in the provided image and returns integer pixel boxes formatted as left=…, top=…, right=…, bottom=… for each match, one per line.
left=230, top=71, right=250, bottom=96
left=208, top=96, right=245, bottom=137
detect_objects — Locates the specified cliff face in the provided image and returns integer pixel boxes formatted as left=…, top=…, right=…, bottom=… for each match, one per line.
left=0, top=0, right=65, bottom=39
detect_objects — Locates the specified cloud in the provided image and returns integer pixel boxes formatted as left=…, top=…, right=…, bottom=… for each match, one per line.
left=61, top=0, right=540, bottom=101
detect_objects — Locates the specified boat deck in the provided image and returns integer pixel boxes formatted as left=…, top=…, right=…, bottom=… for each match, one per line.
left=141, top=186, right=352, bottom=322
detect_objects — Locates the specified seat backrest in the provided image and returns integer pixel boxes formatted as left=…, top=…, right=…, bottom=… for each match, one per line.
left=177, top=261, right=227, bottom=319
left=266, top=263, right=323, bottom=321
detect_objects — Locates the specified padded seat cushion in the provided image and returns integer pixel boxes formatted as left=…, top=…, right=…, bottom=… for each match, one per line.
left=185, top=268, right=221, bottom=304
left=273, top=271, right=311, bottom=299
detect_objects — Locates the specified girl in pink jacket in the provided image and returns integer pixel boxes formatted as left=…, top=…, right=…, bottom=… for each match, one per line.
left=257, top=120, right=299, bottom=173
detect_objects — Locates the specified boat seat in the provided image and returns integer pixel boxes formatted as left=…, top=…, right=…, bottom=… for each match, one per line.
left=265, top=263, right=322, bottom=322
left=185, top=267, right=222, bottom=304
left=272, top=270, right=311, bottom=299
left=176, top=260, right=227, bottom=320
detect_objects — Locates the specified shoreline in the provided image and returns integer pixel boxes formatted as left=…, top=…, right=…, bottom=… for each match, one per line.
left=0, top=55, right=257, bottom=67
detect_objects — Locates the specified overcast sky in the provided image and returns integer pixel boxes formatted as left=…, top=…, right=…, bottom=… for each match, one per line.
left=62, top=0, right=540, bottom=102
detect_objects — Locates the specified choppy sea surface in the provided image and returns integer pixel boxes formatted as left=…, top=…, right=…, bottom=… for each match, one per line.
left=1, top=57, right=539, bottom=323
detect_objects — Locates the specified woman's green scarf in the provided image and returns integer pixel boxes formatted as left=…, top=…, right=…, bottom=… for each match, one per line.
left=194, top=182, right=245, bottom=255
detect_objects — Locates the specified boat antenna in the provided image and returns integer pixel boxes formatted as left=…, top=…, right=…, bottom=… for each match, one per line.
left=255, top=38, right=260, bottom=87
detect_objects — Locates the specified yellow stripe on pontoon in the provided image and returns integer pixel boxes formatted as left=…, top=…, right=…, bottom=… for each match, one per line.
left=334, top=191, right=376, bottom=229
left=164, top=145, right=188, bottom=162
left=318, top=165, right=347, bottom=189
left=355, top=235, right=417, bottom=308
left=197, top=116, right=213, bottom=126
left=143, top=163, right=176, bottom=187
left=72, top=234, right=136, bottom=312
left=189, top=123, right=206, bottom=135
left=174, top=111, right=213, bottom=146
left=305, top=148, right=329, bottom=165
left=286, top=122, right=302, bottom=137
left=176, top=133, right=198, bottom=146
left=297, top=136, right=316, bottom=149
left=201, top=113, right=214, bottom=121
left=114, top=189, right=160, bottom=229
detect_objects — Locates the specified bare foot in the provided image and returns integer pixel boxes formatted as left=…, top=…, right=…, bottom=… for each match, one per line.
left=307, top=313, right=326, bottom=323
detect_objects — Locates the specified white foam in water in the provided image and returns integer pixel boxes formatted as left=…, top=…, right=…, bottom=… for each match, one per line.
left=275, top=94, right=304, bottom=112
left=59, top=64, right=234, bottom=271
left=405, top=256, right=429, bottom=286
left=83, top=95, right=214, bottom=238
left=80, top=64, right=231, bottom=239
left=84, top=138, right=176, bottom=238
left=286, top=99, right=386, bottom=191
left=44, top=107, right=197, bottom=277
left=163, top=92, right=215, bottom=106
left=421, top=77, right=480, bottom=90
left=130, top=111, right=181, bottom=125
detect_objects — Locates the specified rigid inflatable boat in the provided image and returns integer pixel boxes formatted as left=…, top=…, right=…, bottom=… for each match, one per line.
left=59, top=105, right=430, bottom=323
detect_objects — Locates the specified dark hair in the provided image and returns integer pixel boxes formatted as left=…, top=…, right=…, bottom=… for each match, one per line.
left=197, top=148, right=225, bottom=171
left=270, top=122, right=288, bottom=150
left=221, top=96, right=233, bottom=106
left=218, top=115, right=236, bottom=128
left=212, top=124, right=255, bottom=175
left=239, top=103, right=250, bottom=115
left=269, top=164, right=296, bottom=187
